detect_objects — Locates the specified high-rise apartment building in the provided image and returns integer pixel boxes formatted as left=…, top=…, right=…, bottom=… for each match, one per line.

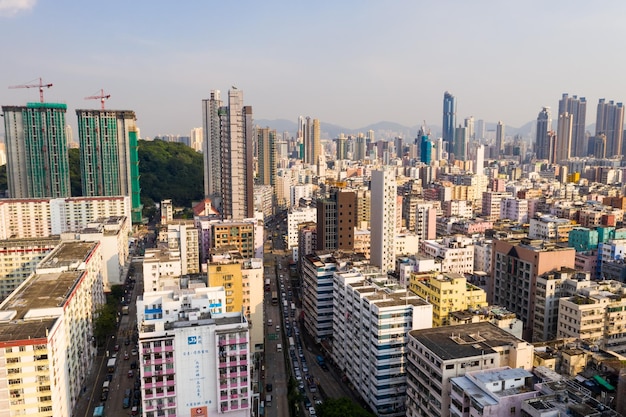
left=190, top=127, right=203, bottom=152
left=332, top=271, right=432, bottom=417
left=0, top=241, right=104, bottom=417
left=316, top=189, right=356, bottom=251
left=555, top=112, right=573, bottom=163
left=2, top=103, right=70, bottom=198
left=558, top=93, right=587, bottom=157
left=75, top=109, right=142, bottom=223
left=371, top=168, right=397, bottom=272
left=137, top=287, right=251, bottom=417
left=490, top=238, right=575, bottom=340
left=256, top=127, right=277, bottom=188
left=202, top=89, right=254, bottom=219
left=535, top=107, right=553, bottom=161
left=442, top=91, right=456, bottom=153
left=596, top=98, right=625, bottom=158
left=301, top=116, right=320, bottom=166
left=406, top=322, right=534, bottom=417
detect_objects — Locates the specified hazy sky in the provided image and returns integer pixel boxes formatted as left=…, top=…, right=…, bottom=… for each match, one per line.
left=2, top=0, right=626, bottom=138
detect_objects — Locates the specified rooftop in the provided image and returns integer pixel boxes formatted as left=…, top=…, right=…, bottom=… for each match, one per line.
left=0, top=270, right=84, bottom=343
left=409, top=322, right=527, bottom=360
left=38, top=241, right=98, bottom=270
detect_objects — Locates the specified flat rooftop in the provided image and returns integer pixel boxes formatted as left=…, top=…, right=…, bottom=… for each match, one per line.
left=38, top=241, right=97, bottom=270
left=0, top=270, right=83, bottom=342
left=409, top=322, right=525, bottom=360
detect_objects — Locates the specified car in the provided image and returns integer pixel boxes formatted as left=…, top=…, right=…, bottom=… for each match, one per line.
left=100, top=391, right=108, bottom=401
left=123, top=397, right=131, bottom=409
left=131, top=406, right=139, bottom=416
left=124, top=352, right=129, bottom=360
left=131, top=360, right=137, bottom=369
left=125, top=338, right=131, bottom=346
left=124, top=389, right=132, bottom=397
left=304, top=397, right=312, bottom=408
left=308, top=406, right=316, bottom=416
left=132, top=397, right=140, bottom=406
left=128, top=370, right=134, bottom=378
left=114, top=344, right=120, bottom=352
left=134, top=390, right=141, bottom=399
left=106, top=374, right=113, bottom=382
left=131, top=348, right=138, bottom=356
left=134, top=380, right=141, bottom=390
left=266, top=383, right=273, bottom=392
left=302, top=364, right=308, bottom=372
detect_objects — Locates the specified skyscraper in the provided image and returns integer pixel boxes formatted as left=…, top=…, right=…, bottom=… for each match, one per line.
left=2, top=102, right=70, bottom=198
left=535, top=107, right=553, bottom=161
left=336, top=134, right=347, bottom=160
left=495, top=121, right=505, bottom=156
left=371, top=167, right=396, bottom=272
left=595, top=98, right=625, bottom=158
left=419, top=126, right=432, bottom=165
left=75, top=109, right=142, bottom=223
left=303, top=117, right=321, bottom=166
left=442, top=91, right=456, bottom=153
left=464, top=116, right=475, bottom=140
left=257, top=127, right=277, bottom=187
left=202, top=90, right=223, bottom=200
left=555, top=112, right=573, bottom=163
left=202, top=88, right=254, bottom=220
left=453, top=125, right=468, bottom=160
left=558, top=94, right=586, bottom=157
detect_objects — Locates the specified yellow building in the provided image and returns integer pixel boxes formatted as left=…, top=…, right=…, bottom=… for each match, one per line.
left=208, top=261, right=244, bottom=314
left=410, top=272, right=487, bottom=327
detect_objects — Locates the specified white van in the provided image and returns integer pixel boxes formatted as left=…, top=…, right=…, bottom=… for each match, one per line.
left=266, top=394, right=272, bottom=406
left=277, top=344, right=282, bottom=352
left=102, top=380, right=110, bottom=392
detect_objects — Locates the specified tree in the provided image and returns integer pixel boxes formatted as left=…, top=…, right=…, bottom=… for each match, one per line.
left=68, top=148, right=82, bottom=196
left=316, top=398, right=375, bottom=417
left=93, top=304, right=117, bottom=346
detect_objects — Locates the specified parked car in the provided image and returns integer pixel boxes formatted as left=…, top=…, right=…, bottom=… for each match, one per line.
left=266, top=383, right=273, bottom=392
left=128, top=370, right=134, bottom=378
left=100, top=391, right=108, bottom=401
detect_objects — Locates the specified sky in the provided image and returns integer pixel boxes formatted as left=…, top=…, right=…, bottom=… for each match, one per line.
left=2, top=0, right=626, bottom=138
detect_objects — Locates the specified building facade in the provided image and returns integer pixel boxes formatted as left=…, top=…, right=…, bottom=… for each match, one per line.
left=2, top=103, right=70, bottom=198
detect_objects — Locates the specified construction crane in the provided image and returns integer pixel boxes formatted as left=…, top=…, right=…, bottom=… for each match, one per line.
left=8, top=77, right=53, bottom=103
left=84, top=89, right=111, bottom=110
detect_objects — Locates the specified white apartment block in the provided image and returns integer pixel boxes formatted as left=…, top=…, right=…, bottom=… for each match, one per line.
left=598, top=238, right=626, bottom=263
left=332, top=271, right=432, bottom=417
left=442, top=200, right=473, bottom=219
left=406, top=322, right=534, bottom=417
left=287, top=207, right=317, bottom=248
left=450, top=367, right=537, bottom=417
left=394, top=233, right=420, bottom=257
left=64, top=216, right=130, bottom=290
left=481, top=191, right=511, bottom=222
left=143, top=249, right=183, bottom=292
left=166, top=221, right=200, bottom=275
left=371, top=168, right=397, bottom=272
left=557, top=280, right=626, bottom=354
left=499, top=197, right=529, bottom=223
left=160, top=199, right=174, bottom=225
left=0, top=196, right=131, bottom=239
left=0, top=241, right=104, bottom=417
left=137, top=287, right=251, bottom=417
left=0, top=236, right=60, bottom=301
left=528, top=214, right=573, bottom=243
left=301, top=252, right=337, bottom=342
left=473, top=239, right=492, bottom=274
left=290, top=184, right=313, bottom=208
left=532, top=269, right=592, bottom=342
left=420, top=235, right=474, bottom=274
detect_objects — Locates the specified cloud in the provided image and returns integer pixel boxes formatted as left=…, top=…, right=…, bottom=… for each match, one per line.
left=0, top=0, right=36, bottom=17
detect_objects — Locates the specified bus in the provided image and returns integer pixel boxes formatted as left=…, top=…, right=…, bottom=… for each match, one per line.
left=271, top=291, right=278, bottom=305
left=264, top=279, right=271, bottom=292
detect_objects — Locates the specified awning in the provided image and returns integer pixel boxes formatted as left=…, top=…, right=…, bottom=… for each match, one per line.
left=593, top=375, right=615, bottom=391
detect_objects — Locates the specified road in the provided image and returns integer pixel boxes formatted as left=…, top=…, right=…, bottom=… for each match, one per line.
left=72, top=257, right=144, bottom=417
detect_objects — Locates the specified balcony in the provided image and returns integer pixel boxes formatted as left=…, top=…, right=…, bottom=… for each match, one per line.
left=164, top=345, right=174, bottom=352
